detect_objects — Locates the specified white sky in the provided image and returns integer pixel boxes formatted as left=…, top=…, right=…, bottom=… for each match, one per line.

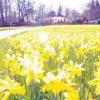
left=35, top=0, right=91, bottom=12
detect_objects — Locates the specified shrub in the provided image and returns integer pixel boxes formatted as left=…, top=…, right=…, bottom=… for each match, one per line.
left=96, top=19, right=100, bottom=24
left=71, top=19, right=83, bottom=24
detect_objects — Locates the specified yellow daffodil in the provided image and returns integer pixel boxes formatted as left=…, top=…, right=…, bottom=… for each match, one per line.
left=95, top=86, right=100, bottom=95
left=43, top=80, right=68, bottom=95
left=0, top=78, right=25, bottom=100
left=63, top=61, right=85, bottom=78
left=64, top=89, right=79, bottom=100
left=9, top=86, right=25, bottom=95
left=26, top=69, right=34, bottom=85
left=2, top=92, right=10, bottom=100
left=89, top=79, right=100, bottom=86
left=95, top=61, right=100, bottom=68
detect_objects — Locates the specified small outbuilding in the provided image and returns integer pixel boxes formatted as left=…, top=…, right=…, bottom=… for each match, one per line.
left=42, top=17, right=70, bottom=25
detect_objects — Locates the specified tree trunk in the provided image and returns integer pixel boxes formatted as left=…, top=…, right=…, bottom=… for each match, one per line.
left=0, top=0, right=5, bottom=25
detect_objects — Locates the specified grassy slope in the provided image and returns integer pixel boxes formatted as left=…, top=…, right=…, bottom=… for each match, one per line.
left=0, top=25, right=100, bottom=70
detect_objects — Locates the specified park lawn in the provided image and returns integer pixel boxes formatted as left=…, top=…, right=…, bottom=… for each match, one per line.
left=0, top=25, right=100, bottom=99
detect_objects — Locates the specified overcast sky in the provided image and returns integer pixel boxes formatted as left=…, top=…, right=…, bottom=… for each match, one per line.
left=35, top=0, right=92, bottom=12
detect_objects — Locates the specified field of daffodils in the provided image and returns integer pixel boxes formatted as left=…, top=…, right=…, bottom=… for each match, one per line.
left=0, top=25, right=100, bottom=100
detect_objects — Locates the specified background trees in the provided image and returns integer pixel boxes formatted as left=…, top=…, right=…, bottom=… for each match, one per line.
left=83, top=0, right=100, bottom=20
left=57, top=5, right=63, bottom=16
left=0, top=0, right=100, bottom=26
left=0, top=0, right=5, bottom=25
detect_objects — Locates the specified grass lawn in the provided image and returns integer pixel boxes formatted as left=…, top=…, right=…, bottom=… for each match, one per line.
left=0, top=25, right=100, bottom=100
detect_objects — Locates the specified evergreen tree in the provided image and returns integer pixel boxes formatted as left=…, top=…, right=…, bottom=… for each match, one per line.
left=95, top=0, right=100, bottom=19
left=86, top=0, right=100, bottom=20
left=89, top=0, right=96, bottom=20
left=57, top=5, right=63, bottom=17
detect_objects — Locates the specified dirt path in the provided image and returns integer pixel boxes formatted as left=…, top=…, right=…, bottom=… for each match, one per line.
left=0, top=28, right=33, bottom=40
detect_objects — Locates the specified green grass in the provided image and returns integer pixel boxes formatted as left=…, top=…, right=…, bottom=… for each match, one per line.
left=0, top=39, right=10, bottom=70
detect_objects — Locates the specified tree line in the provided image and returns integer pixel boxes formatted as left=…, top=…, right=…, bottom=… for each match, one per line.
left=0, top=0, right=100, bottom=26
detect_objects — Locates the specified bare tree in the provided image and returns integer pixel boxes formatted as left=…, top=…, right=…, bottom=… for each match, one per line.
left=70, top=10, right=80, bottom=20
left=24, top=0, right=35, bottom=22
left=37, top=4, right=46, bottom=22
left=16, top=0, right=25, bottom=22
left=4, top=0, right=8, bottom=23
left=0, top=0, right=5, bottom=25
left=65, top=8, right=70, bottom=19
